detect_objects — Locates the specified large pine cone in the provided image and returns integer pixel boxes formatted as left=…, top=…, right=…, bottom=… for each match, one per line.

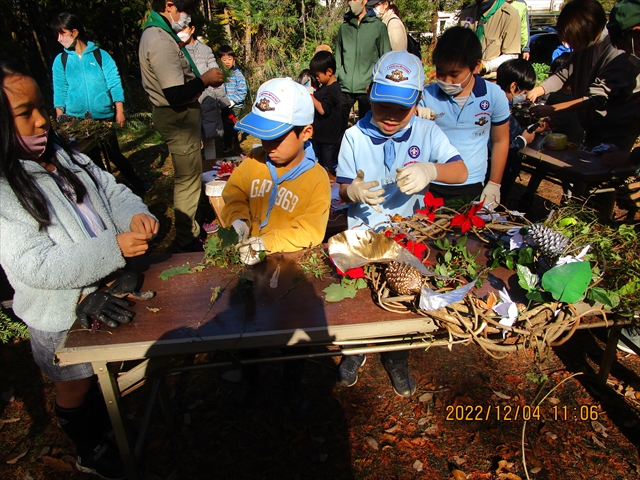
left=526, top=224, right=569, bottom=257
left=385, top=261, right=423, bottom=295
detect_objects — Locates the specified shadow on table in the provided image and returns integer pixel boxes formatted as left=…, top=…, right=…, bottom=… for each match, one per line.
left=137, top=253, right=354, bottom=479
left=553, top=329, right=640, bottom=456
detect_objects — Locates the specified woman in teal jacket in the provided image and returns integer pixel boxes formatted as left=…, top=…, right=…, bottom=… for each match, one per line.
left=51, top=12, right=150, bottom=192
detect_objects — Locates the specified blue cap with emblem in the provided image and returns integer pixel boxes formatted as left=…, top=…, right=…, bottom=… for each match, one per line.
left=370, top=50, right=425, bottom=108
left=235, top=77, right=314, bottom=140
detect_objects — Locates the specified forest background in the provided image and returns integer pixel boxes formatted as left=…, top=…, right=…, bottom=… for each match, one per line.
left=1, top=0, right=620, bottom=115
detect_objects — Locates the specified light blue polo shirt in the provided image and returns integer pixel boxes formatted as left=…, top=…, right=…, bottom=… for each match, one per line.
left=419, top=75, right=510, bottom=185
left=336, top=116, right=462, bottom=230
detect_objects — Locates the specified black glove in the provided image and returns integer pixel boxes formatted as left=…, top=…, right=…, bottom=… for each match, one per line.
left=104, top=271, right=155, bottom=300
left=76, top=292, right=134, bottom=329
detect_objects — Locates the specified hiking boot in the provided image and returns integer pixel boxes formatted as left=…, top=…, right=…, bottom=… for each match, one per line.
left=337, top=354, right=366, bottom=387
left=76, top=441, right=126, bottom=480
left=384, top=359, right=416, bottom=398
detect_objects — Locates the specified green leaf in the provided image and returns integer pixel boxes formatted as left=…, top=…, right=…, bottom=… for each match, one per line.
left=541, top=261, right=592, bottom=304
left=355, top=278, right=368, bottom=290
left=518, top=247, right=534, bottom=265
left=618, top=280, right=639, bottom=296
left=559, top=217, right=578, bottom=227
left=456, top=236, right=468, bottom=248
left=159, top=263, right=192, bottom=280
left=517, top=264, right=538, bottom=292
left=506, top=256, right=514, bottom=270
left=586, top=287, right=620, bottom=309
left=323, top=283, right=358, bottom=302
left=217, top=226, right=239, bottom=248
left=444, top=251, right=452, bottom=263
left=526, top=290, right=547, bottom=304
left=467, top=265, right=476, bottom=277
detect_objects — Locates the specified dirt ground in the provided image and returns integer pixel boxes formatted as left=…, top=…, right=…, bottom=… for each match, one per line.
left=1, top=133, right=639, bottom=479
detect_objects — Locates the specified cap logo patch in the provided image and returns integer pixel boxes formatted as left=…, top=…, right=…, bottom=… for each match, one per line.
left=385, top=69, right=409, bottom=83
left=255, top=98, right=276, bottom=112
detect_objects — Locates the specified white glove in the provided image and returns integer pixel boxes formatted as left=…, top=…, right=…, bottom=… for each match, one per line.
left=416, top=106, right=437, bottom=120
left=346, top=170, right=386, bottom=211
left=238, top=237, right=266, bottom=266
left=231, top=219, right=250, bottom=241
left=396, top=162, right=438, bottom=195
left=480, top=181, right=501, bottom=207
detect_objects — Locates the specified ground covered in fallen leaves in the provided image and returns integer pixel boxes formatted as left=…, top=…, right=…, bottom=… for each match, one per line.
left=1, top=125, right=639, bottom=479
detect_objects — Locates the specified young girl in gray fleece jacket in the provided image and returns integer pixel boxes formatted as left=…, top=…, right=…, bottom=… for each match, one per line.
left=0, top=57, right=157, bottom=480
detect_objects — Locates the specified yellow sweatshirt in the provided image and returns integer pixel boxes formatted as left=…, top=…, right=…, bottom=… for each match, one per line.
left=221, top=147, right=331, bottom=253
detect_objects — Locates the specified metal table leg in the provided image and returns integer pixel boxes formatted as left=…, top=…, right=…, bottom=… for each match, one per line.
left=93, top=360, right=138, bottom=480
left=596, top=325, right=623, bottom=387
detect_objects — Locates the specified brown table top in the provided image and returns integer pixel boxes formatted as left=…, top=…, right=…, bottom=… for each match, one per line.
left=520, top=144, right=636, bottom=183
left=57, top=239, right=517, bottom=365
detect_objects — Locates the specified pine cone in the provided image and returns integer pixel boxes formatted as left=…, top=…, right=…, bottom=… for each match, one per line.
left=526, top=224, right=569, bottom=257
left=385, top=261, right=423, bottom=295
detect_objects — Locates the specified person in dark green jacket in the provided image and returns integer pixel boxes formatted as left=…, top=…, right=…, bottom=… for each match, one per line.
left=335, top=0, right=391, bottom=132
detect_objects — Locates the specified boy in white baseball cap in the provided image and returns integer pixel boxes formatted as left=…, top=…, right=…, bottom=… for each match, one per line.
left=221, top=77, right=331, bottom=265
left=335, top=50, right=468, bottom=397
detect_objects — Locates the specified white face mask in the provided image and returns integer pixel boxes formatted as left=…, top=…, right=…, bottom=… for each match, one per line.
left=374, top=6, right=383, bottom=17
left=171, top=12, right=191, bottom=33
left=58, top=32, right=76, bottom=50
left=436, top=71, right=472, bottom=96
left=177, top=30, right=191, bottom=43
left=511, top=93, right=527, bottom=105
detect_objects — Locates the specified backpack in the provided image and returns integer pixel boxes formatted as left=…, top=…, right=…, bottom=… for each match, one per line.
left=406, top=33, right=422, bottom=59
left=389, top=18, right=422, bottom=59
left=61, top=49, right=102, bottom=70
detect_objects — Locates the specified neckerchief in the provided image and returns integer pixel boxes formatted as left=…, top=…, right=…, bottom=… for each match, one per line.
left=143, top=10, right=200, bottom=76
left=356, top=111, right=414, bottom=171
left=476, top=0, right=506, bottom=42
left=262, top=141, right=316, bottom=228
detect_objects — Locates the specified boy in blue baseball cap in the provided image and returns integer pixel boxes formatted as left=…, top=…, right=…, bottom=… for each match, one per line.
left=335, top=50, right=468, bottom=397
left=221, top=77, right=331, bottom=265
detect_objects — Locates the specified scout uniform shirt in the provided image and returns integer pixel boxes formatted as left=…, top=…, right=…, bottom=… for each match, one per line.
left=419, top=76, right=510, bottom=186
left=336, top=114, right=462, bottom=230
left=458, top=1, right=521, bottom=62
left=139, top=24, right=197, bottom=107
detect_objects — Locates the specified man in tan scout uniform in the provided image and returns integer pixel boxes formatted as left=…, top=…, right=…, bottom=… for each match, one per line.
left=458, top=0, right=521, bottom=74
left=139, top=0, right=223, bottom=252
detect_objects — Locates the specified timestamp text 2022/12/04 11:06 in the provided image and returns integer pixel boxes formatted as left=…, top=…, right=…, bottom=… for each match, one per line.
left=445, top=404, right=601, bottom=422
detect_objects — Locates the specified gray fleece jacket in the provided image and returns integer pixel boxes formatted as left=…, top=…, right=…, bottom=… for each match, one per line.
left=0, top=146, right=154, bottom=332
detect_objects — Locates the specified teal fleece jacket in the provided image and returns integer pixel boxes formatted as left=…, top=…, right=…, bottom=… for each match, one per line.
left=335, top=11, right=391, bottom=95
left=0, top=146, right=154, bottom=332
left=52, top=41, right=125, bottom=119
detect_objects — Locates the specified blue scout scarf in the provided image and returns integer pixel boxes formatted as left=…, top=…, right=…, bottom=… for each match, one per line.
left=356, top=111, right=414, bottom=171
left=261, top=141, right=316, bottom=228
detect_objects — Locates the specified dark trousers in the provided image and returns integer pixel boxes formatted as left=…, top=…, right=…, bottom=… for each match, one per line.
left=312, top=140, right=341, bottom=176
left=340, top=92, right=371, bottom=132
left=222, top=106, right=241, bottom=151
left=87, top=128, right=145, bottom=189
left=429, top=182, right=484, bottom=205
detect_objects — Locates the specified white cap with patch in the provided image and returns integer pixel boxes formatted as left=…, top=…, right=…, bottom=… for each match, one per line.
left=235, top=77, right=314, bottom=140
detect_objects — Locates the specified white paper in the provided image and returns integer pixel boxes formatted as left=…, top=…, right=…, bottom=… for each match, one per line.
left=419, top=279, right=477, bottom=311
